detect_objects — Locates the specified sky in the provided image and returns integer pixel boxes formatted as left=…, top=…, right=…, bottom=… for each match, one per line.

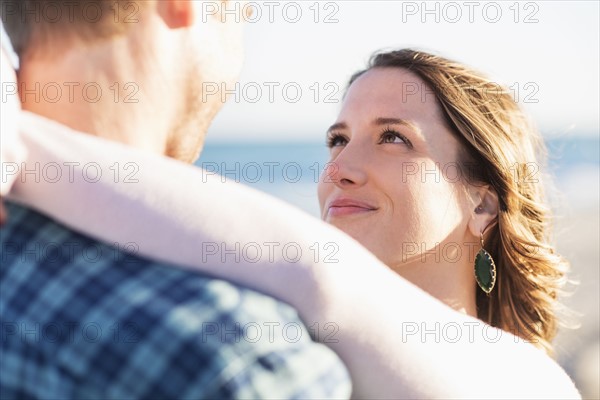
left=206, top=0, right=600, bottom=143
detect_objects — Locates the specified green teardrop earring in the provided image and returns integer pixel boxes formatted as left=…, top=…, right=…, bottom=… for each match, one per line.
left=474, top=231, right=497, bottom=294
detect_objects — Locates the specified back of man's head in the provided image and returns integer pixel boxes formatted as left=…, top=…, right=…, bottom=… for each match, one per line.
left=1, top=1, right=140, bottom=58
left=1, top=0, right=247, bottom=162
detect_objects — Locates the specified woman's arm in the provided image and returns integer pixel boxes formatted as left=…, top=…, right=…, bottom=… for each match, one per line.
left=0, top=30, right=26, bottom=198
left=8, top=112, right=581, bottom=399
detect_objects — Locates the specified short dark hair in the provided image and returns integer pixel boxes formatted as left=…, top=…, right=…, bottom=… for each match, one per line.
left=1, top=0, right=140, bottom=56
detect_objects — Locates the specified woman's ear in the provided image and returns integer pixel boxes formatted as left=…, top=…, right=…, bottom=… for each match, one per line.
left=467, top=185, right=499, bottom=238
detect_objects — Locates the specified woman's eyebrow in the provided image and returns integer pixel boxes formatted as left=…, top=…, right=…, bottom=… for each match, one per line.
left=373, top=117, right=422, bottom=136
left=327, top=122, right=348, bottom=134
left=327, top=118, right=423, bottom=138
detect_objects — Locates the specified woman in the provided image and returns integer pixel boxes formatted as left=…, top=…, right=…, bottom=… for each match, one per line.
left=317, top=49, right=567, bottom=354
left=6, top=49, right=578, bottom=398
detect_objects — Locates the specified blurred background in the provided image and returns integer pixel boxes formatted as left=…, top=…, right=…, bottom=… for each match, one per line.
left=197, top=1, right=599, bottom=397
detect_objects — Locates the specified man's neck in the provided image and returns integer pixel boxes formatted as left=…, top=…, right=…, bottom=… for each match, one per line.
left=17, top=41, right=173, bottom=156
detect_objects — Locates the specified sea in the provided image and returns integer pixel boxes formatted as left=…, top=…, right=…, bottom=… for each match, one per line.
left=196, top=136, right=600, bottom=217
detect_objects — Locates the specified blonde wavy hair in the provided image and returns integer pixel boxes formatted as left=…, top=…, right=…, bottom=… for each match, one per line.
left=349, top=49, right=570, bottom=355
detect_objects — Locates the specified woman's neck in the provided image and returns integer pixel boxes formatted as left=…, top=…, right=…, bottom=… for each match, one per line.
left=391, top=257, right=478, bottom=317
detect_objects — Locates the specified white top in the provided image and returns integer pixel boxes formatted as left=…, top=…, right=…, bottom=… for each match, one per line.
left=0, top=21, right=26, bottom=196
left=6, top=111, right=581, bottom=399
left=1, top=20, right=18, bottom=69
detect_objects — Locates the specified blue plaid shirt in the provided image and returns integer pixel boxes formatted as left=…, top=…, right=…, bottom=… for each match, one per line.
left=0, top=202, right=351, bottom=399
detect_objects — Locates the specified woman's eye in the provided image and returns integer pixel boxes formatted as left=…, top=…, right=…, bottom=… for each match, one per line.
left=327, top=134, right=348, bottom=148
left=379, top=129, right=411, bottom=147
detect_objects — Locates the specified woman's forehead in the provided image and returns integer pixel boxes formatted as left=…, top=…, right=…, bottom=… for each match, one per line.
left=341, top=68, right=445, bottom=123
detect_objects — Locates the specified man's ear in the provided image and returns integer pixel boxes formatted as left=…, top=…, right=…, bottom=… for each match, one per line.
left=467, top=185, right=499, bottom=238
left=156, top=0, right=196, bottom=29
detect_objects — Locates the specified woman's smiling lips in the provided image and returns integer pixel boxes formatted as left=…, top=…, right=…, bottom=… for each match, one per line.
left=326, top=197, right=378, bottom=217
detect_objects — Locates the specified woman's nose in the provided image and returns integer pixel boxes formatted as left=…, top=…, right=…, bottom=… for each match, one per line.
left=324, top=145, right=369, bottom=188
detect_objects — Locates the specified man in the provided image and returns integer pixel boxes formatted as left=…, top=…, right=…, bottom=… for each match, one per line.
left=0, top=1, right=350, bottom=398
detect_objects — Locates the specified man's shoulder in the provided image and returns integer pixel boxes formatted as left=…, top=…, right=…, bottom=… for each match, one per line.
left=0, top=201, right=287, bottom=310
left=0, top=202, right=351, bottom=399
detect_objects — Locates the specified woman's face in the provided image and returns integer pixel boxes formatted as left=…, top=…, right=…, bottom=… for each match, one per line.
left=318, top=68, right=475, bottom=268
